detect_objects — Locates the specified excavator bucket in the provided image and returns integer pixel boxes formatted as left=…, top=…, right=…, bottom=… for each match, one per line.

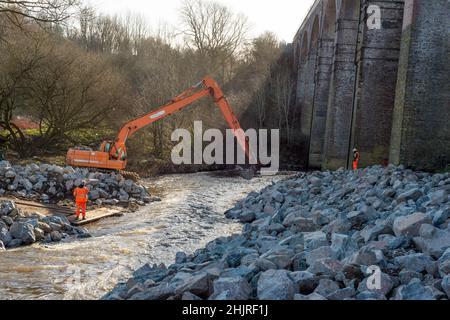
left=236, top=165, right=258, bottom=180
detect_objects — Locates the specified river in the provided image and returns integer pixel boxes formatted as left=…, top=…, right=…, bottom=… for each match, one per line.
left=0, top=172, right=288, bottom=300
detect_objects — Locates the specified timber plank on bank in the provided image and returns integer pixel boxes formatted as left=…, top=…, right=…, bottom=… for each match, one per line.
left=0, top=196, right=123, bottom=226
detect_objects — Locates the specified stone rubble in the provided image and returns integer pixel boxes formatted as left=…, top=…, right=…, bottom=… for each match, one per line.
left=0, top=161, right=152, bottom=206
left=0, top=199, right=92, bottom=249
left=104, top=165, right=450, bottom=300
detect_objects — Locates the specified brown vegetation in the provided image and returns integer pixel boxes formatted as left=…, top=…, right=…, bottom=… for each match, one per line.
left=0, top=0, right=299, bottom=173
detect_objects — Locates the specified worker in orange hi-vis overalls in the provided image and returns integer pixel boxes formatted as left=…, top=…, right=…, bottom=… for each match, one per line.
left=353, top=148, right=361, bottom=171
left=73, top=182, right=89, bottom=221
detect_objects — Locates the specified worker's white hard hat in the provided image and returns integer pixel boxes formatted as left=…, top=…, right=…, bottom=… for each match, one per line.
left=353, top=148, right=358, bottom=152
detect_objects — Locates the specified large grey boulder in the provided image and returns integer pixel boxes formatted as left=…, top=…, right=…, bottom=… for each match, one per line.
left=396, top=189, right=423, bottom=204
left=394, top=253, right=436, bottom=274
left=307, top=258, right=343, bottom=278
left=348, top=247, right=385, bottom=267
left=37, top=222, right=52, bottom=233
left=399, top=270, right=423, bottom=285
left=331, top=234, right=359, bottom=259
left=432, top=207, right=450, bottom=226
left=356, top=291, right=387, bottom=300
left=304, top=231, right=328, bottom=251
left=129, top=283, right=175, bottom=300
left=9, top=222, right=36, bottom=245
left=438, top=248, right=450, bottom=277
left=291, top=252, right=308, bottom=271
left=361, top=221, right=394, bottom=243
left=50, top=231, right=62, bottom=242
left=324, top=217, right=353, bottom=234
left=289, top=271, right=319, bottom=294
left=175, top=252, right=187, bottom=264
left=89, top=189, right=100, bottom=201
left=294, top=293, right=326, bottom=300
left=210, top=277, right=252, bottom=300
left=5, top=171, right=16, bottom=179
left=442, top=275, right=450, bottom=299
left=2, top=216, right=13, bottom=226
left=305, top=246, right=337, bottom=266
left=314, top=279, right=340, bottom=297
left=125, top=283, right=145, bottom=298
left=393, top=213, right=432, bottom=237
left=257, top=270, right=295, bottom=300
left=254, top=258, right=277, bottom=271
left=175, top=272, right=216, bottom=298
left=181, top=292, right=203, bottom=300
left=347, top=211, right=370, bottom=227
left=220, top=266, right=258, bottom=283
left=393, top=279, right=435, bottom=300
left=0, top=200, right=15, bottom=216
left=22, top=179, right=33, bottom=191
left=326, top=287, right=356, bottom=300
left=48, top=222, right=62, bottom=232
left=0, top=226, right=12, bottom=246
left=413, top=224, right=450, bottom=259
left=278, top=234, right=304, bottom=247
left=429, top=189, right=448, bottom=205
left=7, top=239, right=22, bottom=248
left=342, top=264, right=365, bottom=282
left=290, top=218, right=319, bottom=233
left=34, top=228, right=45, bottom=241
left=311, top=209, right=332, bottom=226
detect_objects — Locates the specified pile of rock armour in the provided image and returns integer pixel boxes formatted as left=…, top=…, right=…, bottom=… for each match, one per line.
left=105, top=165, right=450, bottom=301
left=0, top=200, right=91, bottom=250
left=0, top=161, right=152, bottom=206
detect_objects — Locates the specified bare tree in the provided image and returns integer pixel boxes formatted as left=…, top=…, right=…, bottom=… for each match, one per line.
left=0, top=0, right=78, bottom=29
left=179, top=0, right=249, bottom=81
left=272, top=62, right=295, bottom=144
left=0, top=1, right=299, bottom=169
left=25, top=39, right=130, bottom=151
left=0, top=29, right=45, bottom=156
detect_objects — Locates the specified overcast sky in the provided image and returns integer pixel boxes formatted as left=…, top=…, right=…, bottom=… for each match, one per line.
left=87, top=0, right=315, bottom=42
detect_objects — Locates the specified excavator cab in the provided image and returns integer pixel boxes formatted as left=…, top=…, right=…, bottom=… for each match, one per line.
left=100, top=141, right=113, bottom=153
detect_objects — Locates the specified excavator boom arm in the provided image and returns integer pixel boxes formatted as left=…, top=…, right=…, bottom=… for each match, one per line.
left=112, top=77, right=252, bottom=162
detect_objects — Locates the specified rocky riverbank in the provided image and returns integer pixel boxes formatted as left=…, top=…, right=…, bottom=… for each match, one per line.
left=0, top=200, right=92, bottom=250
left=105, top=165, right=450, bottom=300
left=0, top=161, right=152, bottom=206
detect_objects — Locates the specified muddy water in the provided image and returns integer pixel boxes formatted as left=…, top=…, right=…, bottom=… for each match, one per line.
left=0, top=172, right=288, bottom=300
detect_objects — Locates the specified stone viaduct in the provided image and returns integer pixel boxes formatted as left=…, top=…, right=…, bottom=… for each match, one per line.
left=291, top=0, right=449, bottom=172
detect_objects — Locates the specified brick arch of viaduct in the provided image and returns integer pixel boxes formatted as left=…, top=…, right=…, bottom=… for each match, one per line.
left=291, top=0, right=450, bottom=172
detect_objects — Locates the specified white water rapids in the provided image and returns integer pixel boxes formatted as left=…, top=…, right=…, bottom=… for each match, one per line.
left=0, top=172, right=288, bottom=300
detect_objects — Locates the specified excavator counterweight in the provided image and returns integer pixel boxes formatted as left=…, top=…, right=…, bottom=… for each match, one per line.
left=66, top=76, right=253, bottom=172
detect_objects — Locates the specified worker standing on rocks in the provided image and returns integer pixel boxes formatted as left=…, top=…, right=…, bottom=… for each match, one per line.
left=73, top=182, right=89, bottom=221
left=353, top=148, right=360, bottom=171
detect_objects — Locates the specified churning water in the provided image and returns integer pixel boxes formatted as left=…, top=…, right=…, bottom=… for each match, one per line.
left=0, top=172, right=287, bottom=300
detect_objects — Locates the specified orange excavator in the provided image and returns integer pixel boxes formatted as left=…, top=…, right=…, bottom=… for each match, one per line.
left=66, top=76, right=254, bottom=176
